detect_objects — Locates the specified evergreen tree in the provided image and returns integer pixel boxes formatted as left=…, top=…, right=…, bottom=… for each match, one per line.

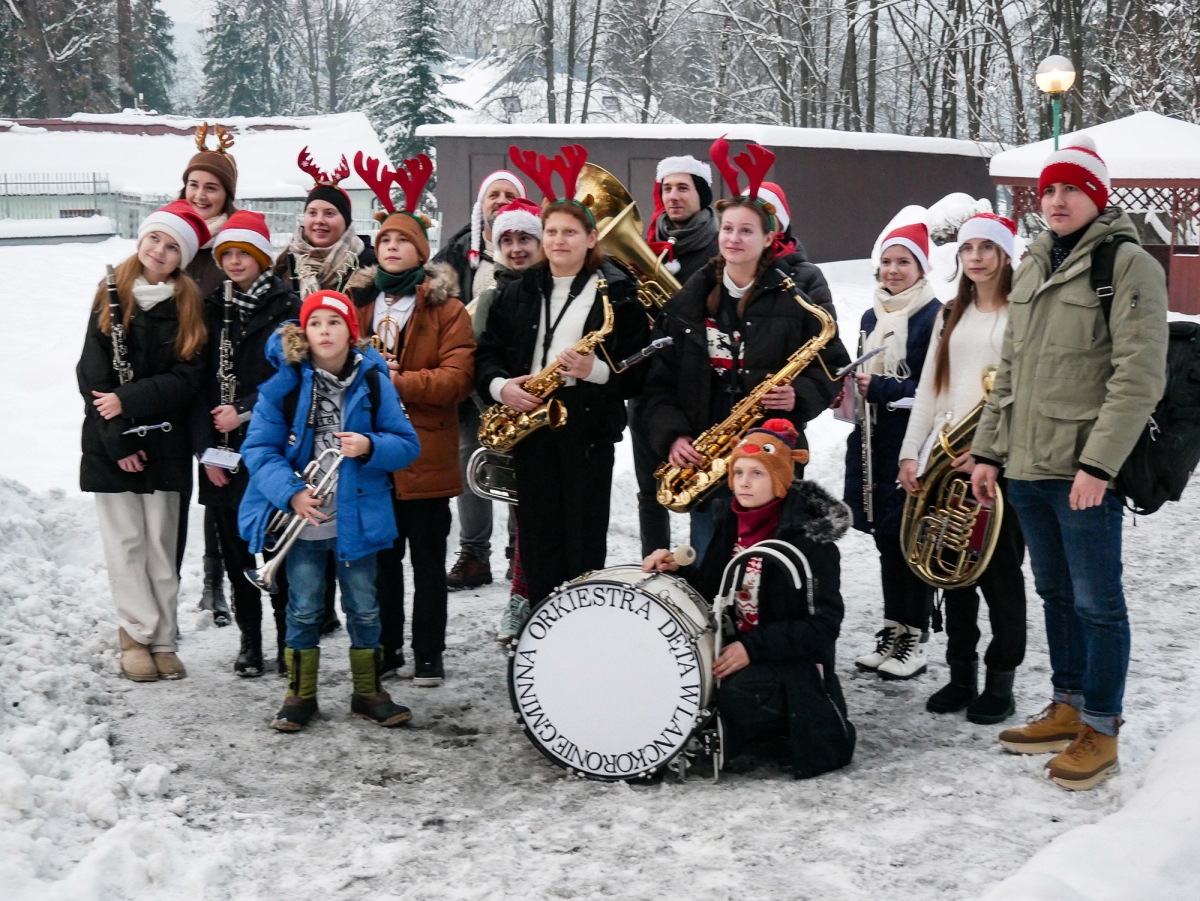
left=130, top=0, right=176, bottom=113
left=200, top=0, right=293, bottom=116
left=349, top=0, right=462, bottom=162
left=0, top=12, right=40, bottom=117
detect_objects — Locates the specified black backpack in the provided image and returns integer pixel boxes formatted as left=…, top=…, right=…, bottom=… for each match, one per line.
left=1094, top=237, right=1200, bottom=514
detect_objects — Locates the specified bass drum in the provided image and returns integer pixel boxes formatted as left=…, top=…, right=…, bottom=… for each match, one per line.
left=508, top=565, right=715, bottom=781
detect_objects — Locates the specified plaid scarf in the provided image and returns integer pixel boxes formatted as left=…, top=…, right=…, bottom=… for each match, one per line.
left=230, top=273, right=273, bottom=322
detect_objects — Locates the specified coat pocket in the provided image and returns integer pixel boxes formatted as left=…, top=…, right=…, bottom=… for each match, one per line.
left=1032, top=400, right=1100, bottom=471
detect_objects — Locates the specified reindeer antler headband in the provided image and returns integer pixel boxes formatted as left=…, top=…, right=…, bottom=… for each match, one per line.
left=194, top=122, right=236, bottom=156
left=297, top=146, right=351, bottom=190
left=507, top=143, right=595, bottom=226
left=710, top=135, right=778, bottom=229
left=353, top=151, right=434, bottom=232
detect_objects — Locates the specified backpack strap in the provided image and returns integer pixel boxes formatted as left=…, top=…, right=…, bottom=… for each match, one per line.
left=282, top=360, right=384, bottom=441
left=1091, top=235, right=1138, bottom=324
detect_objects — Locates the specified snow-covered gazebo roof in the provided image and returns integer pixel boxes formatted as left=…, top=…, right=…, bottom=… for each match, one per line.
left=990, top=112, right=1200, bottom=184
left=0, top=111, right=389, bottom=199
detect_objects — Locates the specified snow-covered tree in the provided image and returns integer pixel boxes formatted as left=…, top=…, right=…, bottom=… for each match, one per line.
left=130, top=0, right=176, bottom=113
left=199, top=0, right=293, bottom=116
left=349, top=0, right=463, bottom=161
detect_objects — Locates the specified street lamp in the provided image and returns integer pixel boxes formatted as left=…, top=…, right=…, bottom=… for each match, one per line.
left=1036, top=55, right=1077, bottom=150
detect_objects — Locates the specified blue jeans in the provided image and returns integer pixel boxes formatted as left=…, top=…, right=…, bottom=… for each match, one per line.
left=285, top=538, right=380, bottom=651
left=1005, top=479, right=1127, bottom=735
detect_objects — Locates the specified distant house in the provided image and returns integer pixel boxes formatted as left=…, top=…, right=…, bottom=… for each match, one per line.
left=0, top=111, right=392, bottom=244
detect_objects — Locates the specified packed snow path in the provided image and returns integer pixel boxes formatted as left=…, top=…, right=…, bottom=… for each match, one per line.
left=2, top=240, right=1197, bottom=899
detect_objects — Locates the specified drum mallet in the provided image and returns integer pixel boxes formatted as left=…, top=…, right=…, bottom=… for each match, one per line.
left=663, top=544, right=696, bottom=567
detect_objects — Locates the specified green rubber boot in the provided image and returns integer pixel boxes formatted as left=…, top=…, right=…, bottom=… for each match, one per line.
left=349, top=648, right=411, bottom=727
left=270, top=647, right=320, bottom=732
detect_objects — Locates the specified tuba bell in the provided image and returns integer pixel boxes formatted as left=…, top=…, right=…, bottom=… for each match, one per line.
left=575, top=163, right=681, bottom=312
left=900, top=366, right=1003, bottom=588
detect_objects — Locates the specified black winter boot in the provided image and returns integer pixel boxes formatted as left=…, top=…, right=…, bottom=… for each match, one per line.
left=350, top=648, right=412, bottom=727
left=926, top=660, right=978, bottom=714
left=201, top=555, right=232, bottom=627
left=967, top=667, right=1016, bottom=725
left=234, top=628, right=264, bottom=677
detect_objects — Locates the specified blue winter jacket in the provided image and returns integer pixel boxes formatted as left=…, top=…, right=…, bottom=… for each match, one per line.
left=238, top=324, right=421, bottom=561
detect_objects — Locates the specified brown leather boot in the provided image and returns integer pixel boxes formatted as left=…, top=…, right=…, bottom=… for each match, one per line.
left=446, top=549, right=492, bottom=591
left=152, top=651, right=187, bottom=680
left=119, top=628, right=158, bottom=682
left=1046, top=726, right=1119, bottom=790
left=998, top=701, right=1085, bottom=754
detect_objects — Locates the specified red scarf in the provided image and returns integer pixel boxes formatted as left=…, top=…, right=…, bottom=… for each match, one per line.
left=730, top=497, right=784, bottom=631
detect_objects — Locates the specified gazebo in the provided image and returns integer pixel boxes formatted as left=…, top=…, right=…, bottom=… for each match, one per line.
left=990, top=112, right=1200, bottom=314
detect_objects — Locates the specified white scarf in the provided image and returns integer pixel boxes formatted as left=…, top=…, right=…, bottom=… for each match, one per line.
left=132, top=276, right=176, bottom=310
left=722, top=267, right=752, bottom=299
left=201, top=212, right=229, bottom=250
left=865, top=278, right=936, bottom=380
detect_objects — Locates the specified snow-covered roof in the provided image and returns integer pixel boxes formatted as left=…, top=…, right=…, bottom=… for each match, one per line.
left=416, top=121, right=999, bottom=158
left=990, top=112, right=1200, bottom=182
left=0, top=112, right=389, bottom=199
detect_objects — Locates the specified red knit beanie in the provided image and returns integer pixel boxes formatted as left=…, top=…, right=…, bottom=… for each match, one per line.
left=1038, top=133, right=1110, bottom=213
left=300, top=290, right=359, bottom=343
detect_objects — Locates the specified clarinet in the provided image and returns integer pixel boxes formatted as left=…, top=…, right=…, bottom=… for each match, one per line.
left=217, top=280, right=238, bottom=450
left=105, top=265, right=134, bottom=385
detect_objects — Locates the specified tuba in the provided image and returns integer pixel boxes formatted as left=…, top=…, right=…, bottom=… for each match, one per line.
left=466, top=446, right=518, bottom=504
left=900, top=366, right=1003, bottom=588
left=654, top=270, right=836, bottom=513
left=576, top=163, right=681, bottom=312
left=477, top=277, right=614, bottom=454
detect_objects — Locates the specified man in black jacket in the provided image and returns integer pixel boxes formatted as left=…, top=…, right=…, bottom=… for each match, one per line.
left=431, top=170, right=527, bottom=306
left=647, top=155, right=720, bottom=287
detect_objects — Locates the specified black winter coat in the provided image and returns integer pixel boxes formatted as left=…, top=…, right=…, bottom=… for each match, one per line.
left=843, top=294, right=942, bottom=534
left=189, top=275, right=301, bottom=507
left=77, top=297, right=204, bottom=494
left=687, top=479, right=856, bottom=779
left=641, top=259, right=849, bottom=460
left=474, top=260, right=650, bottom=445
left=431, top=222, right=478, bottom=304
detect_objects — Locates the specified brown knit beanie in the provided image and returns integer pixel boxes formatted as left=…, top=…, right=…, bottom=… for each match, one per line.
left=183, top=123, right=238, bottom=200
left=375, top=211, right=431, bottom=266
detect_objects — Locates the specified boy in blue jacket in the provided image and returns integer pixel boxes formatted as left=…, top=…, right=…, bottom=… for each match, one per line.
left=240, top=290, right=420, bottom=731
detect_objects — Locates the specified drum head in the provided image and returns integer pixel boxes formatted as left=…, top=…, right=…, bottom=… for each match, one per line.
left=509, top=576, right=711, bottom=780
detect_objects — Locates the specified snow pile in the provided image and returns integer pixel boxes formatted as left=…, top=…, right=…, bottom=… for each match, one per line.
left=0, top=218, right=116, bottom=239
left=982, top=707, right=1200, bottom=901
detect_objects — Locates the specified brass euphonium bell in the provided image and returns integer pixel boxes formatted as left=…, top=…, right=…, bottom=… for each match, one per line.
left=575, top=163, right=682, bottom=312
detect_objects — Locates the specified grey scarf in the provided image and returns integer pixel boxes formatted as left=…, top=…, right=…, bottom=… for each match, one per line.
left=655, top=206, right=718, bottom=260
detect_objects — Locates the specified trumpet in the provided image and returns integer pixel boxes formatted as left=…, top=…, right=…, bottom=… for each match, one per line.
left=245, top=448, right=344, bottom=593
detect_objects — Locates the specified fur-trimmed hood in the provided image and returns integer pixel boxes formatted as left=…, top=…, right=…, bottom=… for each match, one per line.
left=346, top=261, right=460, bottom=307
left=781, top=479, right=852, bottom=544
left=276, top=320, right=371, bottom=365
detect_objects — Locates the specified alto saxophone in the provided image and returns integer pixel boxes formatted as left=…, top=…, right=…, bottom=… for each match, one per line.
left=478, top=276, right=614, bottom=454
left=655, top=269, right=837, bottom=513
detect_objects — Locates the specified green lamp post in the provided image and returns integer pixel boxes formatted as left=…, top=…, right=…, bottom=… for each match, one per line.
left=1036, top=55, right=1077, bottom=150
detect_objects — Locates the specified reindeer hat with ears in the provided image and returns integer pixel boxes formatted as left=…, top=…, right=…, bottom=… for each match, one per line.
left=506, top=143, right=596, bottom=227
left=709, top=135, right=779, bottom=232
left=184, top=123, right=238, bottom=202
left=298, top=146, right=354, bottom=228
left=354, top=151, right=434, bottom=265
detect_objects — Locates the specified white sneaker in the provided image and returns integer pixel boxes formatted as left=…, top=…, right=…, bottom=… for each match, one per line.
left=855, top=620, right=901, bottom=671
left=877, top=625, right=928, bottom=680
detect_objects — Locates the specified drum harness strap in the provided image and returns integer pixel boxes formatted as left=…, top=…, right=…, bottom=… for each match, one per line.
left=712, top=540, right=814, bottom=664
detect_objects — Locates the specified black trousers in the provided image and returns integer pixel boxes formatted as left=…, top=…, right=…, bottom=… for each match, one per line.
left=210, top=504, right=288, bottom=646
left=513, top=427, right=614, bottom=606
left=377, top=495, right=452, bottom=659
left=717, top=662, right=790, bottom=761
left=628, top=398, right=670, bottom=559
left=942, top=497, right=1027, bottom=670
left=204, top=506, right=221, bottom=559
left=875, top=532, right=933, bottom=631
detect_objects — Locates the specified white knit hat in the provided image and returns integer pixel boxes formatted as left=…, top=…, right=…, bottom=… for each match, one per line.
left=469, top=170, right=527, bottom=268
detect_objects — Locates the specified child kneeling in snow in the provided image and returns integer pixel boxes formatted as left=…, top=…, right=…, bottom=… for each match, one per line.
left=644, top=419, right=857, bottom=778
left=239, top=291, right=420, bottom=732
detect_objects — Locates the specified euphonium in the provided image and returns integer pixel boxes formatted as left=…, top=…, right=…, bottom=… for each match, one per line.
left=477, top=277, right=614, bottom=454
left=575, top=163, right=681, bottom=312
left=900, top=366, right=1003, bottom=588
left=654, top=270, right=837, bottom=513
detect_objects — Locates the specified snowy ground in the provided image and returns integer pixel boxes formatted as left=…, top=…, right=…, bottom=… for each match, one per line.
left=2, top=238, right=1198, bottom=899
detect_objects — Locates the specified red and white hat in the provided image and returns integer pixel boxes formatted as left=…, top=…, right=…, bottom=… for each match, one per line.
left=492, top=198, right=543, bottom=243
left=745, top=181, right=790, bottom=231
left=880, top=222, right=930, bottom=273
left=1038, top=133, right=1109, bottom=213
left=300, top=290, right=359, bottom=343
left=957, top=213, right=1017, bottom=261
left=655, top=155, right=712, bottom=185
left=213, top=209, right=274, bottom=271
left=469, top=170, right=527, bottom=268
left=138, top=199, right=211, bottom=269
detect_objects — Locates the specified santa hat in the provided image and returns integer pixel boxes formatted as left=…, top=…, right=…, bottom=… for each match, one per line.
left=747, top=182, right=790, bottom=231
left=213, top=209, right=274, bottom=271
left=655, top=155, right=714, bottom=209
left=956, top=213, right=1017, bottom=261
left=727, top=418, right=809, bottom=499
left=300, top=290, right=359, bottom=343
left=184, top=123, right=238, bottom=199
left=492, top=198, right=543, bottom=243
left=1038, top=133, right=1110, bottom=213
left=469, top=170, right=527, bottom=268
left=138, top=199, right=210, bottom=270
left=880, top=222, right=931, bottom=274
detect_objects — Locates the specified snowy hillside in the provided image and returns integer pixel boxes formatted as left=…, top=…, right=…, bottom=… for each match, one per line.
left=1, top=239, right=1198, bottom=899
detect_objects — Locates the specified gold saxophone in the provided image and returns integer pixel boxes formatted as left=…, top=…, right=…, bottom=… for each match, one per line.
left=654, top=270, right=837, bottom=513
left=478, top=276, right=614, bottom=454
left=900, top=366, right=1003, bottom=588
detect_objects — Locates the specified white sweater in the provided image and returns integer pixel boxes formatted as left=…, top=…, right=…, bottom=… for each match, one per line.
left=899, top=302, right=1008, bottom=466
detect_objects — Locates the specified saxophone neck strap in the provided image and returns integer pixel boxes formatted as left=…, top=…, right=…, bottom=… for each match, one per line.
left=540, top=269, right=594, bottom=369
